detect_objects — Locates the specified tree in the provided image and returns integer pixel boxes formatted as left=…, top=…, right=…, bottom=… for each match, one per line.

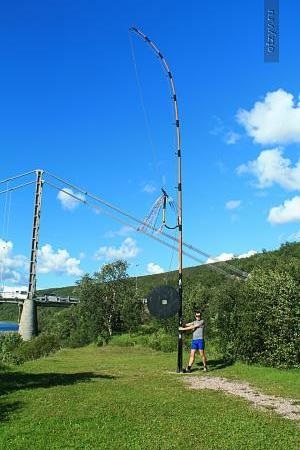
left=76, top=260, right=139, bottom=343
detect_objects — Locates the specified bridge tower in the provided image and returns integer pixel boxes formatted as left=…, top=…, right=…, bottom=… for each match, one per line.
left=19, top=169, right=44, bottom=340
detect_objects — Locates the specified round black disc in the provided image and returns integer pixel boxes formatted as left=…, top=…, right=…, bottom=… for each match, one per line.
left=147, top=285, right=179, bottom=319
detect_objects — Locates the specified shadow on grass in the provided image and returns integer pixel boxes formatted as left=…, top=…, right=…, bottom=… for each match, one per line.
left=196, top=358, right=234, bottom=371
left=0, top=371, right=116, bottom=422
left=0, top=400, right=23, bottom=422
left=0, top=371, right=115, bottom=397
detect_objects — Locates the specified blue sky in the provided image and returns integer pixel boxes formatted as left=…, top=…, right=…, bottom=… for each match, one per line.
left=0, top=0, right=299, bottom=289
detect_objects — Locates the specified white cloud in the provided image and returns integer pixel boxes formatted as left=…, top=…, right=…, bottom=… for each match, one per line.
left=225, top=200, right=241, bottom=210
left=206, top=250, right=257, bottom=264
left=147, top=262, right=164, bottom=274
left=95, top=237, right=140, bottom=261
left=0, top=239, right=28, bottom=283
left=237, top=89, right=300, bottom=145
left=57, top=188, right=85, bottom=211
left=237, top=148, right=300, bottom=190
left=268, top=196, right=300, bottom=224
left=225, top=131, right=241, bottom=145
left=142, top=183, right=156, bottom=194
left=0, top=239, right=83, bottom=282
left=38, top=244, right=83, bottom=276
left=206, top=252, right=235, bottom=263
left=238, top=250, right=257, bottom=259
left=104, top=226, right=133, bottom=238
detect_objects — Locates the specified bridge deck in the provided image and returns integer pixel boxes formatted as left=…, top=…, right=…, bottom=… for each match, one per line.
left=0, top=296, right=79, bottom=307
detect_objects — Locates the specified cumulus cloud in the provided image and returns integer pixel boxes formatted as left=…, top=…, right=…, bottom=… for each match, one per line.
left=237, top=148, right=300, bottom=190
left=0, top=239, right=28, bottom=283
left=0, top=239, right=83, bottom=282
left=57, top=188, right=85, bottom=210
left=237, top=89, right=300, bottom=145
left=206, top=250, right=257, bottom=264
left=147, top=262, right=164, bottom=274
left=142, top=183, right=156, bottom=194
left=225, top=131, right=241, bottom=145
left=206, top=252, right=235, bottom=263
left=268, top=196, right=300, bottom=224
left=225, top=200, right=241, bottom=210
left=95, top=237, right=140, bottom=261
left=238, top=250, right=257, bottom=259
left=38, top=244, right=83, bottom=276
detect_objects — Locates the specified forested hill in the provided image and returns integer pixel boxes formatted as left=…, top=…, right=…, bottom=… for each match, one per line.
left=0, top=241, right=299, bottom=322
left=37, top=241, right=300, bottom=297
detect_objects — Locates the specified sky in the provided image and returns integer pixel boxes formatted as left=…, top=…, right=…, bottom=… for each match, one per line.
left=0, top=0, right=299, bottom=289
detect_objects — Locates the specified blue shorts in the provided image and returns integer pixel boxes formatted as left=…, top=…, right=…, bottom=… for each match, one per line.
left=191, top=339, right=205, bottom=350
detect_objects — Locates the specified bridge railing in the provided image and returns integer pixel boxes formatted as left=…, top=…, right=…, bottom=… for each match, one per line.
left=0, top=295, right=79, bottom=306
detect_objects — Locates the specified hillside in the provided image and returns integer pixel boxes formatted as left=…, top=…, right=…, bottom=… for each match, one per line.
left=1, top=241, right=299, bottom=323
left=38, top=241, right=300, bottom=295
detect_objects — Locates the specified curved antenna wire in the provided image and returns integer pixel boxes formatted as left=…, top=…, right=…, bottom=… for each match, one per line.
left=129, top=32, right=163, bottom=187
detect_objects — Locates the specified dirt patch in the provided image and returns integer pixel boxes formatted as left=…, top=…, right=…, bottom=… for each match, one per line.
left=183, top=376, right=300, bottom=421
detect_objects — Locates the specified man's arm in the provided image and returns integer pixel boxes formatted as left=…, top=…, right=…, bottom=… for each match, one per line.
left=179, top=323, right=199, bottom=332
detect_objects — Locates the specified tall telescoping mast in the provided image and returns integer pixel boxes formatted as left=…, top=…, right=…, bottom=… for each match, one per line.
left=129, top=27, right=184, bottom=372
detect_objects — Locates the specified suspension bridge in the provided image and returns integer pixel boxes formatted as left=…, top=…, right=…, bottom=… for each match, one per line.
left=0, top=169, right=248, bottom=341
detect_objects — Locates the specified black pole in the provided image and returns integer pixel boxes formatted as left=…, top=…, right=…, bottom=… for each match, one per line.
left=129, top=27, right=183, bottom=371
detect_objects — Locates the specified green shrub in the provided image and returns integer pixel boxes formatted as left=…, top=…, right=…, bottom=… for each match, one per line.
left=215, top=269, right=299, bottom=368
left=109, top=330, right=177, bottom=352
left=95, top=331, right=112, bottom=347
left=14, top=333, right=61, bottom=362
left=0, top=332, right=23, bottom=364
left=134, top=323, right=161, bottom=336
left=147, top=330, right=177, bottom=353
left=65, top=328, right=91, bottom=348
left=110, top=334, right=135, bottom=347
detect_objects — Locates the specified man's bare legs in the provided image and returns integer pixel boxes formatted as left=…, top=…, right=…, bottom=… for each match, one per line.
left=199, top=349, right=207, bottom=370
left=188, top=349, right=196, bottom=368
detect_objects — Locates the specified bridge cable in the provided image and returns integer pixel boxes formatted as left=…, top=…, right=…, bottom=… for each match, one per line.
left=44, top=171, right=248, bottom=279
left=0, top=170, right=36, bottom=186
left=44, top=180, right=244, bottom=280
left=0, top=181, right=36, bottom=196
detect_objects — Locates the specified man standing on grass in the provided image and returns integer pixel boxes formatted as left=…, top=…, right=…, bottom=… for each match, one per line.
left=179, top=310, right=207, bottom=373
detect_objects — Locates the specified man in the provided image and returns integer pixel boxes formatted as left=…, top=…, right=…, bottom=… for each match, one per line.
left=179, top=310, right=207, bottom=373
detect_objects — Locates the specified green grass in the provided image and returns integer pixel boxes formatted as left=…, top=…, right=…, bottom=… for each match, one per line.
left=0, top=345, right=299, bottom=450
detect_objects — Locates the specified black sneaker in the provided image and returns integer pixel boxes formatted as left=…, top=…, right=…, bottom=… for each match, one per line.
left=183, top=367, right=192, bottom=373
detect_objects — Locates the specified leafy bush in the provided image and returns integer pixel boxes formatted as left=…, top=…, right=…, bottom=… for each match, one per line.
left=147, top=330, right=177, bottom=353
left=214, top=269, right=299, bottom=368
left=95, top=330, right=111, bottom=347
left=65, top=328, right=92, bottom=348
left=0, top=332, right=23, bottom=364
left=110, top=334, right=135, bottom=347
left=134, top=323, right=161, bottom=336
left=14, top=333, right=61, bottom=362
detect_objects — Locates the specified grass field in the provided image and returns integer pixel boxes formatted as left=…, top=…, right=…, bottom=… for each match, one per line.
left=0, top=344, right=299, bottom=450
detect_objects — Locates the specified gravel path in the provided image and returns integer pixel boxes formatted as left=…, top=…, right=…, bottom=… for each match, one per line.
left=183, top=376, right=300, bottom=421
